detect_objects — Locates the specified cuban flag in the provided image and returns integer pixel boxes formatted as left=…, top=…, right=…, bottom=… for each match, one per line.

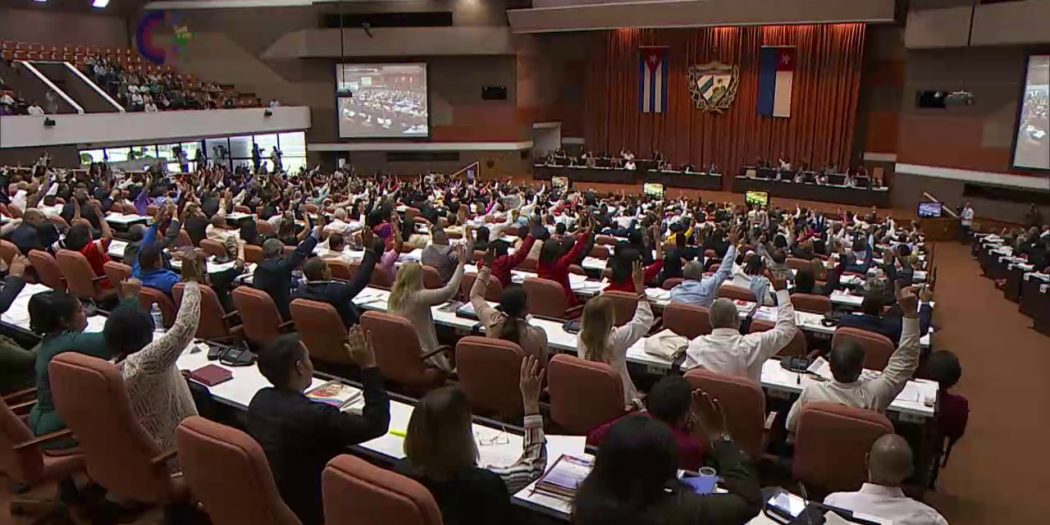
left=758, top=46, right=796, bottom=118
left=639, top=47, right=669, bottom=113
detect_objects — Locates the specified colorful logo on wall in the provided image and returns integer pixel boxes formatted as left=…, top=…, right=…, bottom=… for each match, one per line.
left=688, top=61, right=740, bottom=114
left=135, top=11, right=195, bottom=65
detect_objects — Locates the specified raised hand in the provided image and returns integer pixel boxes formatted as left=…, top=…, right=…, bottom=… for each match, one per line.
left=344, top=325, right=377, bottom=368
left=690, top=389, right=729, bottom=441
left=631, top=260, right=645, bottom=294
left=8, top=254, right=30, bottom=278
left=519, top=355, right=543, bottom=415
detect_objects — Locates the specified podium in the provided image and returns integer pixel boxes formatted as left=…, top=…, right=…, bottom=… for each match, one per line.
left=918, top=217, right=959, bottom=241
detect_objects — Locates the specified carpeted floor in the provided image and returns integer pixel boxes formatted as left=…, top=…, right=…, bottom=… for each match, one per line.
left=2, top=240, right=1047, bottom=524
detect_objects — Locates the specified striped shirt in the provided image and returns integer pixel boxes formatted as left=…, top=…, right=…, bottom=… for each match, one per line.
left=486, top=414, right=548, bottom=494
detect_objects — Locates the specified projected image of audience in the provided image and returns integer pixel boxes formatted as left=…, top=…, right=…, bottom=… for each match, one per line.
left=1014, top=55, right=1049, bottom=170
left=337, top=64, right=429, bottom=138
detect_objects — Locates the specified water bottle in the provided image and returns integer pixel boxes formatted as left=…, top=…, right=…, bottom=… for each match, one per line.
left=150, top=304, right=165, bottom=332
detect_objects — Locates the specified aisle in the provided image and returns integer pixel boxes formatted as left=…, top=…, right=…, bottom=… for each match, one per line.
left=924, top=242, right=1050, bottom=523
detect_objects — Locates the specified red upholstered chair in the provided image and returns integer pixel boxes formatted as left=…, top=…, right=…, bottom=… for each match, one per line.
left=138, top=286, right=177, bottom=328
left=103, top=261, right=132, bottom=290
left=455, top=336, right=525, bottom=421
left=175, top=417, right=301, bottom=525
left=48, top=353, right=190, bottom=507
left=792, top=403, right=894, bottom=493
left=233, top=205, right=252, bottom=214
left=749, top=319, right=807, bottom=358
left=588, top=245, right=609, bottom=260
left=662, top=277, right=684, bottom=290
left=173, top=283, right=241, bottom=343
left=421, top=265, right=443, bottom=289
left=684, top=368, right=767, bottom=458
left=790, top=293, right=832, bottom=315
left=0, top=394, right=85, bottom=522
left=601, top=290, right=639, bottom=327
left=231, top=287, right=294, bottom=348
left=547, top=354, right=627, bottom=435
left=0, top=239, right=19, bottom=266
left=327, top=260, right=355, bottom=281
left=243, top=245, right=263, bottom=264
left=290, top=299, right=352, bottom=367
left=55, top=249, right=115, bottom=303
left=256, top=219, right=276, bottom=236
left=359, top=311, right=448, bottom=393
left=322, top=455, right=443, bottom=525
left=28, top=250, right=66, bottom=292
left=523, top=277, right=581, bottom=320
left=199, top=238, right=227, bottom=258
left=786, top=258, right=812, bottom=271
left=717, top=284, right=756, bottom=302
left=595, top=234, right=618, bottom=246
left=460, top=272, right=503, bottom=302
left=662, top=302, right=712, bottom=339
left=832, top=327, right=896, bottom=371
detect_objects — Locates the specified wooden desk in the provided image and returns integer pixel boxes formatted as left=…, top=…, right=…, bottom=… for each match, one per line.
left=918, top=217, right=959, bottom=241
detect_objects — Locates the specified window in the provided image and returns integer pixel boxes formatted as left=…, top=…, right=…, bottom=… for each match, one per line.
left=278, top=132, right=306, bottom=158
left=229, top=135, right=252, bottom=160
left=105, top=147, right=131, bottom=163
left=79, top=149, right=105, bottom=165
left=253, top=133, right=278, bottom=156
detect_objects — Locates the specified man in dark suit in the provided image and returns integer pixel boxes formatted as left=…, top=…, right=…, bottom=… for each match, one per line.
left=247, top=328, right=389, bottom=525
left=7, top=209, right=62, bottom=255
left=292, top=228, right=382, bottom=328
left=838, top=286, right=933, bottom=346
left=253, top=221, right=320, bottom=320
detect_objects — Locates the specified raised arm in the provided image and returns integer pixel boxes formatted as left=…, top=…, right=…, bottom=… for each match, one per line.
left=471, top=255, right=499, bottom=325
left=417, top=251, right=466, bottom=306
left=746, top=287, right=798, bottom=366
left=870, top=290, right=922, bottom=409
left=487, top=356, right=548, bottom=493
left=129, top=278, right=200, bottom=375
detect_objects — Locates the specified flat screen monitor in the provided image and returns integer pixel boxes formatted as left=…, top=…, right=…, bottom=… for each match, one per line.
left=643, top=183, right=665, bottom=198
left=745, top=191, right=769, bottom=208
left=552, top=176, right=569, bottom=189
left=917, top=202, right=944, bottom=218
left=336, top=63, right=429, bottom=139
left=1012, top=54, right=1049, bottom=171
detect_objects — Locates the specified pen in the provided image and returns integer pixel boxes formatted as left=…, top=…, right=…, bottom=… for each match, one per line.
left=389, top=429, right=407, bottom=438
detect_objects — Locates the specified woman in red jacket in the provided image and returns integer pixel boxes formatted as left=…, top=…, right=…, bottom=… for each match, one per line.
left=537, top=216, right=592, bottom=305
left=604, top=224, right=664, bottom=293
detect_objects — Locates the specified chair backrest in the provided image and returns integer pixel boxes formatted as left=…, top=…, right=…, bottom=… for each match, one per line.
left=717, top=284, right=756, bottom=302
left=460, top=272, right=502, bottom=302
left=0, top=397, right=47, bottom=485
left=588, top=245, right=609, bottom=260
left=55, top=249, right=104, bottom=300
left=0, top=239, right=18, bottom=266
left=174, top=283, right=232, bottom=341
left=48, top=353, right=179, bottom=503
left=792, top=402, right=893, bottom=493
left=326, top=260, right=355, bottom=281
left=231, top=287, right=285, bottom=347
left=28, top=249, right=66, bottom=291
left=749, top=319, right=807, bottom=358
left=103, top=261, right=132, bottom=290
left=661, top=277, right=683, bottom=290
left=832, top=327, right=896, bottom=371
left=790, top=293, right=832, bottom=315
left=359, top=311, right=445, bottom=390
left=323, top=455, right=443, bottom=525
left=138, top=286, right=177, bottom=328
left=199, top=238, right=227, bottom=258
left=595, top=234, right=618, bottom=246
left=290, top=299, right=351, bottom=366
left=662, top=302, right=712, bottom=339
left=256, top=219, right=276, bottom=236
left=176, top=417, right=301, bottom=525
left=601, top=290, right=638, bottom=327
left=547, top=354, right=626, bottom=435
left=244, top=245, right=263, bottom=264
left=455, top=336, right=525, bottom=421
left=683, top=368, right=766, bottom=458
left=786, top=258, right=812, bottom=271
left=523, top=278, right=570, bottom=319
left=421, top=265, right=443, bottom=289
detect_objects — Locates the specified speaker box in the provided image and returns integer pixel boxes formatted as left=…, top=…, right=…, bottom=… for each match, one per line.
left=482, top=86, right=507, bottom=100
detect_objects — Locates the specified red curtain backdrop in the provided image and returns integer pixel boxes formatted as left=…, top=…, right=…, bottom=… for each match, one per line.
left=584, top=24, right=867, bottom=181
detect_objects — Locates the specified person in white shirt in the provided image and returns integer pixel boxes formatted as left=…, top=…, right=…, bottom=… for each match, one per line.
left=323, top=208, right=358, bottom=236
left=824, top=434, right=948, bottom=525
left=624, top=160, right=637, bottom=171
left=785, top=288, right=921, bottom=433
left=683, top=279, right=798, bottom=383
left=960, top=201, right=975, bottom=241
left=144, top=98, right=159, bottom=113
left=576, top=262, right=655, bottom=409
left=26, top=103, right=45, bottom=116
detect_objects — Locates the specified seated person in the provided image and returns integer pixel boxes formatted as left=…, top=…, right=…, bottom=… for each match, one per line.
left=837, top=286, right=933, bottom=345
left=786, top=289, right=922, bottom=434
left=0, top=256, right=33, bottom=394
left=293, top=232, right=383, bottom=329
left=253, top=221, right=321, bottom=321
left=577, top=263, right=655, bottom=409
left=537, top=217, right=593, bottom=305
left=396, top=357, right=546, bottom=525
left=106, top=269, right=201, bottom=455
left=586, top=376, right=704, bottom=471
left=724, top=254, right=774, bottom=306
left=135, top=244, right=180, bottom=297
left=470, top=254, right=548, bottom=361
left=574, top=395, right=762, bottom=524
left=824, top=435, right=948, bottom=525
left=791, top=265, right=840, bottom=297
left=684, top=277, right=796, bottom=382
left=247, top=328, right=389, bottom=525
left=670, top=230, right=739, bottom=307
left=605, top=244, right=663, bottom=293
left=8, top=208, right=61, bottom=255
left=485, top=233, right=536, bottom=288
left=62, top=203, right=115, bottom=288
left=388, top=250, right=467, bottom=372
left=843, top=237, right=874, bottom=274
left=420, top=226, right=464, bottom=282
left=924, top=350, right=968, bottom=474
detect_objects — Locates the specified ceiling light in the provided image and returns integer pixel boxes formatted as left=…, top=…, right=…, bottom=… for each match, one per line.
left=93, top=0, right=109, bottom=7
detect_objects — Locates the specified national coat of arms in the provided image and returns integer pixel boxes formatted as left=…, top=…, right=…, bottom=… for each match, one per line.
left=688, top=62, right=740, bottom=113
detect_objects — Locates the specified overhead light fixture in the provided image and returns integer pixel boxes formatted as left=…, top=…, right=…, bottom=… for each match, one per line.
left=92, top=0, right=109, bottom=7
left=33, top=0, right=47, bottom=3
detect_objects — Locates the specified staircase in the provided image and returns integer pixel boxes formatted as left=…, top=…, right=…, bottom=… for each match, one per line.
left=27, top=61, right=121, bottom=113
left=0, top=59, right=78, bottom=114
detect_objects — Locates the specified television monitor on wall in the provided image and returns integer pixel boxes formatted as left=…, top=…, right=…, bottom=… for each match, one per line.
left=745, top=191, right=769, bottom=208
left=552, top=176, right=570, bottom=189
left=918, top=202, right=944, bottom=218
left=643, top=183, right=665, bottom=198
left=1012, top=54, right=1049, bottom=171
left=336, top=63, right=429, bottom=139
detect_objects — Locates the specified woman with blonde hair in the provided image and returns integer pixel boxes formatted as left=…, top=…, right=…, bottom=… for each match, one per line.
left=388, top=243, right=467, bottom=371
left=577, top=261, right=654, bottom=409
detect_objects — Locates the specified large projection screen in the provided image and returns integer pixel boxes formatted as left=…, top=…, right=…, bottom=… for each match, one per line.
left=336, top=63, right=429, bottom=139
left=1013, top=55, right=1049, bottom=171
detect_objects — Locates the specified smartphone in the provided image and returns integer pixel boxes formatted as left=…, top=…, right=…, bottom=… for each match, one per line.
left=766, top=491, right=807, bottom=520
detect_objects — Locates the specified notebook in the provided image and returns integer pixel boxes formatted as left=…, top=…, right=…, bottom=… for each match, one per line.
left=188, top=365, right=233, bottom=387
left=533, top=455, right=593, bottom=500
left=306, top=381, right=363, bottom=410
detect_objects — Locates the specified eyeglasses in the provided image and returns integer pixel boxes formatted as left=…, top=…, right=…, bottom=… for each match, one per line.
left=475, top=425, right=510, bottom=447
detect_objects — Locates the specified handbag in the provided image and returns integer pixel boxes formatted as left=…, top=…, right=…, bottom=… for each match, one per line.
left=643, top=329, right=688, bottom=360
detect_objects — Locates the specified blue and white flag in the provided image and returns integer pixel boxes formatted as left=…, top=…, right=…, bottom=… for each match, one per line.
left=639, top=47, right=669, bottom=113
left=758, top=46, right=796, bottom=118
